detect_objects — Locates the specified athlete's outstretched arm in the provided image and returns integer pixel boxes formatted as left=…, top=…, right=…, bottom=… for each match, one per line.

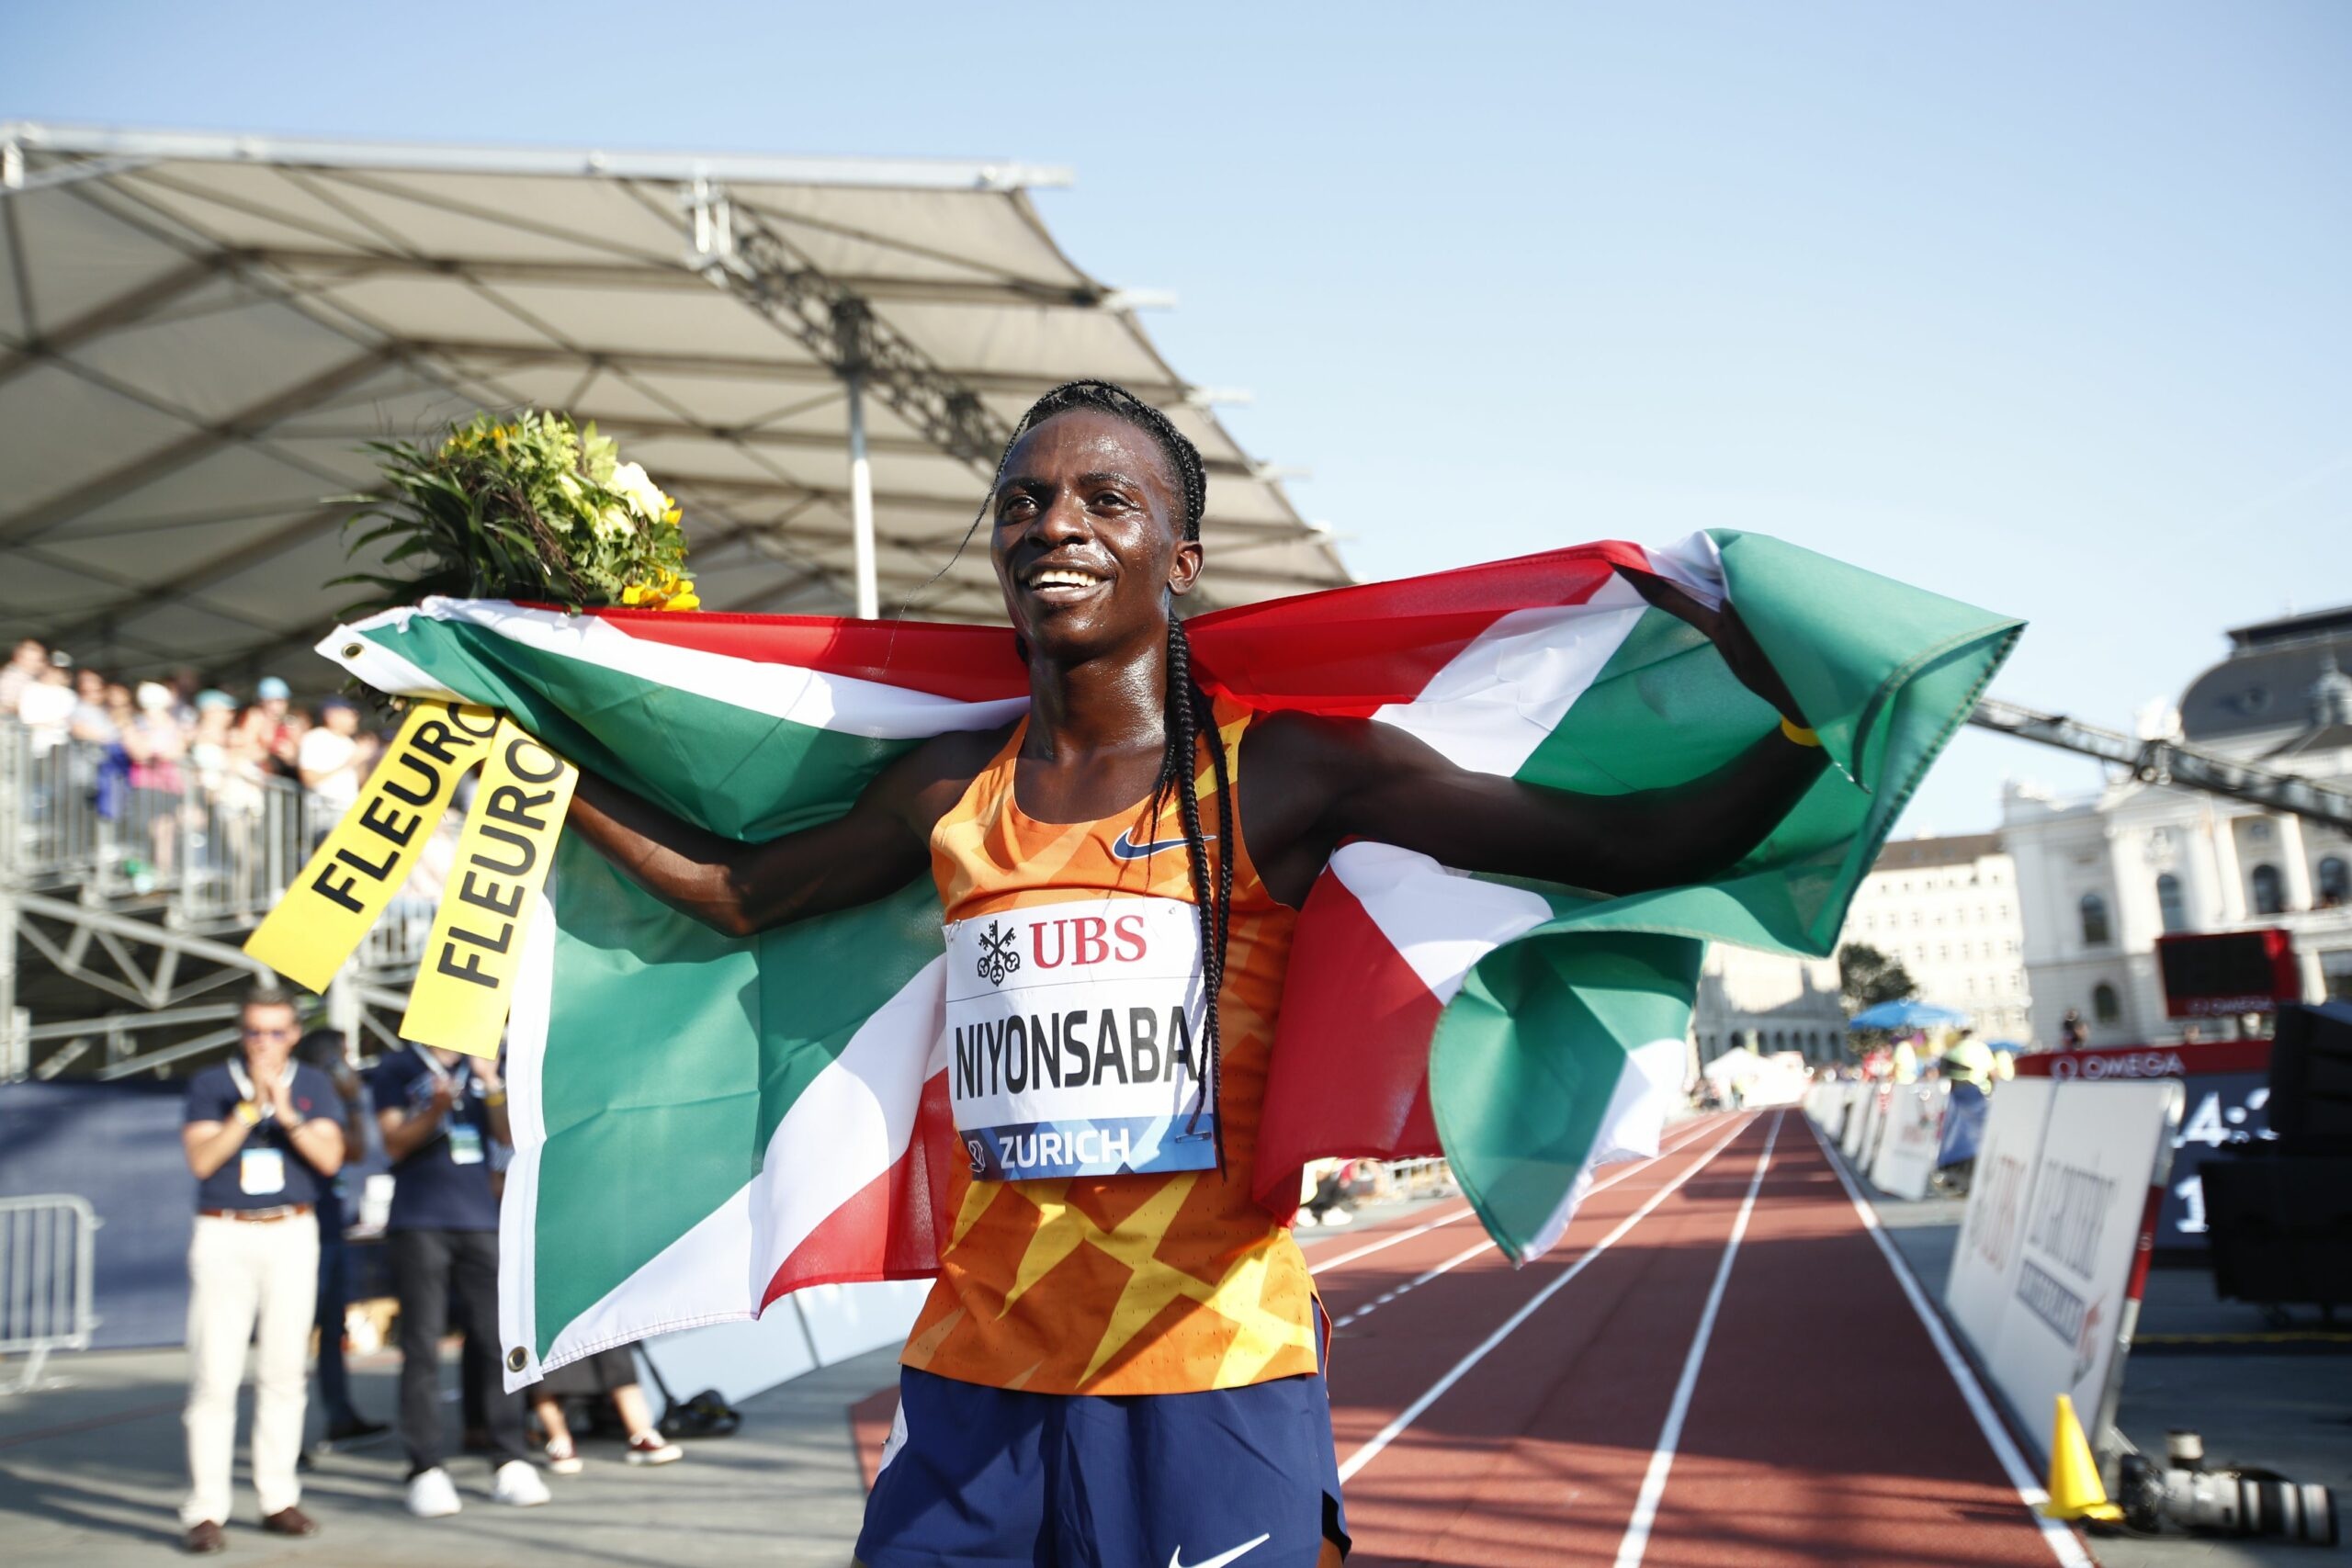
left=563, top=728, right=999, bottom=936
left=1245, top=571, right=1828, bottom=900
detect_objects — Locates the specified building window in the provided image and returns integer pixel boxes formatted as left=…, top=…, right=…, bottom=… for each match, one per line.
left=2251, top=863, right=2286, bottom=917
left=2320, top=857, right=2349, bottom=909
left=2156, top=873, right=2187, bottom=935
left=2079, top=893, right=2111, bottom=946
left=2092, top=983, right=2120, bottom=1025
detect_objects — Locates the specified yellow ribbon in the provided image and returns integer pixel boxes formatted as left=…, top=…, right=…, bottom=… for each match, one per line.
left=399, top=719, right=577, bottom=1058
left=244, top=703, right=501, bottom=993
left=243, top=705, right=577, bottom=1061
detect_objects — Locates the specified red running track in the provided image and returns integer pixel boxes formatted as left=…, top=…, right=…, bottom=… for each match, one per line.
left=1316, top=1111, right=2086, bottom=1567
left=851, top=1111, right=2090, bottom=1566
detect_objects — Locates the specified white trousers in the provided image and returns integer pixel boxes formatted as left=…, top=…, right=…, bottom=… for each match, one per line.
left=182, top=1213, right=320, bottom=1527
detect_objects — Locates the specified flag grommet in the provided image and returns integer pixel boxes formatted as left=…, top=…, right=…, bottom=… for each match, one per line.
left=506, top=1348, right=527, bottom=1373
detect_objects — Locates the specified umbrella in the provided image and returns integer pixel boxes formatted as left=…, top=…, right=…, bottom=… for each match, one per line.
left=1848, top=999, right=1971, bottom=1031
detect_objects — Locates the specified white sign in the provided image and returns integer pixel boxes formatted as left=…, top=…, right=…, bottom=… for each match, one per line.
left=1944, top=1078, right=2181, bottom=1458
left=943, top=896, right=1213, bottom=1180
left=1869, top=1081, right=1949, bottom=1201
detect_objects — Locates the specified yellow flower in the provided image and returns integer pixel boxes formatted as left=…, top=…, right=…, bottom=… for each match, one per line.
left=621, top=583, right=648, bottom=605
left=663, top=584, right=700, bottom=612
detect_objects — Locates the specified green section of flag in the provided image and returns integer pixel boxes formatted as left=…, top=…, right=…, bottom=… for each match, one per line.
left=360, top=618, right=913, bottom=839
left=1430, top=931, right=1703, bottom=1254
left=528, top=840, right=941, bottom=1354
left=1437, top=531, right=2021, bottom=1259
left=358, top=615, right=957, bottom=1355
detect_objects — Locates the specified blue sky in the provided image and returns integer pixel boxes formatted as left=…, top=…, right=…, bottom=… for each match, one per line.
left=8, top=2, right=2348, bottom=832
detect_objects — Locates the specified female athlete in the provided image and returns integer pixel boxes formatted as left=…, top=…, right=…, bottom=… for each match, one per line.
left=564, top=380, right=1824, bottom=1566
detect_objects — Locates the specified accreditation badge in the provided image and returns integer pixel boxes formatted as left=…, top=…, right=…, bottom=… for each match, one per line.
left=239, top=1148, right=287, bottom=1196
left=447, top=1123, right=486, bottom=1167
left=943, top=896, right=1215, bottom=1181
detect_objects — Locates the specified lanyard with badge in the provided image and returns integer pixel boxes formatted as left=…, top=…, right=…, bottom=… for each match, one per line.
left=225, top=1059, right=289, bottom=1198
left=411, top=1043, right=485, bottom=1166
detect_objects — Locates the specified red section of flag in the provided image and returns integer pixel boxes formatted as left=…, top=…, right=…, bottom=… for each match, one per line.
left=1190, top=541, right=1640, bottom=715
left=763, top=1069, right=956, bottom=1303
left=563, top=538, right=1645, bottom=715
left=578, top=607, right=1029, bottom=703
left=1253, top=868, right=1446, bottom=1213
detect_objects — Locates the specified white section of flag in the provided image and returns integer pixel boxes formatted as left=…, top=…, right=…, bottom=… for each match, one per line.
left=508, top=957, right=947, bottom=1384
left=340, top=598, right=1028, bottom=739
left=1327, top=842, right=1555, bottom=1005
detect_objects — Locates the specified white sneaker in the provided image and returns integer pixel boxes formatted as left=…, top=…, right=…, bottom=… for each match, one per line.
left=1318, top=1209, right=1355, bottom=1226
left=405, top=1466, right=462, bottom=1519
left=492, top=1459, right=552, bottom=1506
left=625, top=1432, right=684, bottom=1466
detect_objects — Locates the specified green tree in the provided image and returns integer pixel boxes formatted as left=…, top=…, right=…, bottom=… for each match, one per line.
left=1838, top=942, right=1918, bottom=1015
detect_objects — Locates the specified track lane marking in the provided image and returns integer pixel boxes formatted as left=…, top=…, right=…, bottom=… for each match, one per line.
left=1806, top=1115, right=2095, bottom=1568
left=1610, top=1111, right=1781, bottom=1568
left=1327, top=1115, right=1731, bottom=1329
left=1307, top=1115, right=1724, bottom=1280
left=1335, top=1111, right=1759, bottom=1484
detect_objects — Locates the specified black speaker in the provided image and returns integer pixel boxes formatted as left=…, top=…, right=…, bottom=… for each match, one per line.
left=2200, top=1156, right=2352, bottom=1312
left=2268, top=1001, right=2352, bottom=1151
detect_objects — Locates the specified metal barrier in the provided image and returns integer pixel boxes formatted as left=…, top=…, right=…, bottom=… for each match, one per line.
left=1, top=720, right=312, bottom=931
left=0, top=1193, right=100, bottom=1392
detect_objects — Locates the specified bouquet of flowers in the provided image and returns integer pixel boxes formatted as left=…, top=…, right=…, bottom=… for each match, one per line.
left=340, top=411, right=697, bottom=614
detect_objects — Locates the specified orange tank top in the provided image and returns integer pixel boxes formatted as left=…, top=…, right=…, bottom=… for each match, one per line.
left=901, top=699, right=1321, bottom=1396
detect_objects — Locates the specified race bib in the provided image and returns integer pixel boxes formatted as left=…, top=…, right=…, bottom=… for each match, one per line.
left=944, top=896, right=1215, bottom=1181
left=239, top=1148, right=287, bottom=1196
left=447, top=1123, right=485, bottom=1166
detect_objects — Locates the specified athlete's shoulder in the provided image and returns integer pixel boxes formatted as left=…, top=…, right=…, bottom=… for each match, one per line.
left=1240, top=707, right=1377, bottom=781
left=872, top=721, right=1017, bottom=834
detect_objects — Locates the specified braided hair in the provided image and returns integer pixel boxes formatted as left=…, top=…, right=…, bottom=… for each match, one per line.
left=981, top=381, right=1235, bottom=1172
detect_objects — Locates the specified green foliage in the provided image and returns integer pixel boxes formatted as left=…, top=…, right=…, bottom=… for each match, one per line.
left=1838, top=941, right=1919, bottom=1014
left=337, top=412, right=696, bottom=615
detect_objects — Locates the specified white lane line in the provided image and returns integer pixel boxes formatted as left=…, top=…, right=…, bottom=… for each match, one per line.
left=1329, top=1116, right=1732, bottom=1330
left=1611, top=1111, right=1782, bottom=1568
left=1336, top=1111, right=1758, bottom=1483
left=1806, top=1117, right=2096, bottom=1568
left=1308, top=1115, right=1724, bottom=1280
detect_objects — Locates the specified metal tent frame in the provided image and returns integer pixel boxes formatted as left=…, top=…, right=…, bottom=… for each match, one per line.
left=0, top=122, right=1351, bottom=1081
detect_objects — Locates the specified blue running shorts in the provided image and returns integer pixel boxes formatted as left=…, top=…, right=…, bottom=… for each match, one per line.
left=855, top=1365, right=1350, bottom=1567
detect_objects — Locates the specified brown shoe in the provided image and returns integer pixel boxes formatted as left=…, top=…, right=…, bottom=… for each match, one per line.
left=261, top=1506, right=319, bottom=1537
left=180, top=1520, right=226, bottom=1554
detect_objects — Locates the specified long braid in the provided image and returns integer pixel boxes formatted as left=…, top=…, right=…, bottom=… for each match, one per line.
left=1160, top=613, right=1233, bottom=1172
left=966, top=379, right=1231, bottom=1174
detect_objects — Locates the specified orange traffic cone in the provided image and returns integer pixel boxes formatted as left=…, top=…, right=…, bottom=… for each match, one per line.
left=2041, top=1393, right=2123, bottom=1524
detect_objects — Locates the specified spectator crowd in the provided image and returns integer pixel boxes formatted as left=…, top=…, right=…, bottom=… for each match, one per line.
left=2, top=635, right=381, bottom=894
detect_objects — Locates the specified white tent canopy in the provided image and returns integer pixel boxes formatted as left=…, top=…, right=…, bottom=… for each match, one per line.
left=0, top=123, right=1349, bottom=684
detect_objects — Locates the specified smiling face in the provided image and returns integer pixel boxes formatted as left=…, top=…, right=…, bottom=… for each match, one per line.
left=988, top=410, right=1202, bottom=664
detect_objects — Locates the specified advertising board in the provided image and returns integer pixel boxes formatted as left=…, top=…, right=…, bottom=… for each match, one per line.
left=1868, top=1080, right=1949, bottom=1201
left=1944, top=1078, right=2181, bottom=1459
left=2015, top=1041, right=2272, bottom=1250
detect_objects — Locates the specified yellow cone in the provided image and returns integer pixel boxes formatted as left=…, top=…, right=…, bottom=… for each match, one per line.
left=2041, top=1393, right=2123, bottom=1523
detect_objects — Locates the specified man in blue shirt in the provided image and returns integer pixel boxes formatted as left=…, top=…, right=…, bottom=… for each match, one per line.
left=371, top=1043, right=550, bottom=1517
left=294, top=1027, right=388, bottom=1446
left=178, top=985, right=346, bottom=1554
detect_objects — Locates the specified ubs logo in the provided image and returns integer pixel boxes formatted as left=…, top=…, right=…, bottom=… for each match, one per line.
left=976, top=920, right=1020, bottom=987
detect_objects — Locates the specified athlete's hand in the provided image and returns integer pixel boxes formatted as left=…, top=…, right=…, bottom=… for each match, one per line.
left=1613, top=564, right=1807, bottom=728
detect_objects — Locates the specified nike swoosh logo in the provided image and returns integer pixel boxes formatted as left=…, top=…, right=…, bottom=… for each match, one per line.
left=1170, top=1535, right=1271, bottom=1568
left=1111, top=826, right=1217, bottom=861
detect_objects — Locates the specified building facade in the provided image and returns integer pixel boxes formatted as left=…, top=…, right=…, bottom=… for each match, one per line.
left=1840, top=832, right=2036, bottom=1043
left=2002, top=607, right=2352, bottom=1048
left=1690, top=943, right=1847, bottom=1066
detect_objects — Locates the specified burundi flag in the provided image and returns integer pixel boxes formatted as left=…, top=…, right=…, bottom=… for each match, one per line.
left=322, top=530, right=2018, bottom=1383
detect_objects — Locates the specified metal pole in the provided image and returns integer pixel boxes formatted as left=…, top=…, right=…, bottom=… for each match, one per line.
left=846, top=368, right=879, bottom=620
